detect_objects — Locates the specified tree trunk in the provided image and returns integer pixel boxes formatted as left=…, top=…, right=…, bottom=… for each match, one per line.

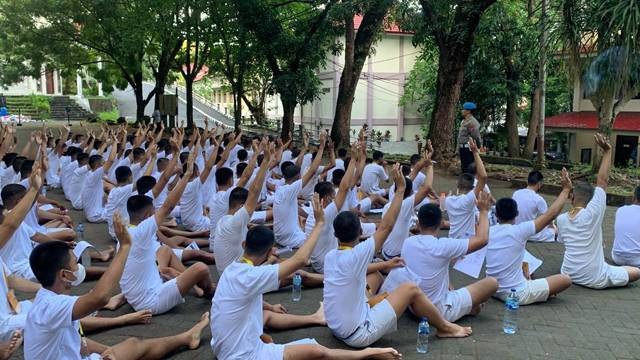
left=153, top=76, right=166, bottom=110
left=281, top=99, right=296, bottom=141
left=233, top=87, right=243, bottom=131
left=428, top=48, right=466, bottom=165
left=524, top=86, right=540, bottom=159
left=331, top=15, right=356, bottom=149
left=535, top=0, right=548, bottom=169
left=185, top=77, right=194, bottom=129
left=504, top=60, right=520, bottom=157
left=133, top=72, right=146, bottom=122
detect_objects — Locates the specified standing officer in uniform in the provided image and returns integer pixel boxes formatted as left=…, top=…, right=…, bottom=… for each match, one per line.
left=458, top=102, right=482, bottom=174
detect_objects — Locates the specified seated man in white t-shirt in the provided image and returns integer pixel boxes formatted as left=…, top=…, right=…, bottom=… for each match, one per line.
left=67, top=152, right=90, bottom=210
left=487, top=168, right=574, bottom=305
left=82, top=141, right=118, bottom=223
left=121, top=153, right=215, bottom=315
left=445, top=138, right=487, bottom=239
left=558, top=134, right=640, bottom=289
left=381, top=194, right=497, bottom=322
left=324, top=165, right=471, bottom=349
left=612, top=186, right=640, bottom=266
left=360, top=150, right=389, bottom=196
left=273, top=132, right=327, bottom=248
left=512, top=170, right=556, bottom=242
left=211, top=195, right=401, bottom=360
left=24, top=215, right=210, bottom=360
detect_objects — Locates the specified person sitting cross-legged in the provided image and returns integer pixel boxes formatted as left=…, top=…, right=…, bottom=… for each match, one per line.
left=512, top=170, right=556, bottom=242
left=611, top=185, right=640, bottom=267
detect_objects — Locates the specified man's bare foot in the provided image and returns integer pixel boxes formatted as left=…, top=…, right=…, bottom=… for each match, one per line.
left=103, top=293, right=127, bottom=311
left=0, top=331, right=22, bottom=360
left=193, top=285, right=204, bottom=297
left=96, top=246, right=115, bottom=262
left=362, top=347, right=402, bottom=359
left=121, top=309, right=153, bottom=325
left=311, top=302, right=326, bottom=326
left=436, top=322, right=472, bottom=338
left=187, top=312, right=210, bottom=349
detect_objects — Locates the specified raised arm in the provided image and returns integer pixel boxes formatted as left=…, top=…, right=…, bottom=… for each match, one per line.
left=351, top=141, right=367, bottom=189
left=413, top=148, right=435, bottom=207
left=236, top=143, right=260, bottom=189
left=467, top=191, right=491, bottom=253
left=156, top=152, right=194, bottom=223
left=102, top=138, right=119, bottom=172
left=373, top=163, right=405, bottom=252
left=295, top=132, right=309, bottom=168
left=594, top=133, right=612, bottom=189
left=72, top=212, right=131, bottom=320
left=151, top=140, right=180, bottom=198
left=301, top=132, right=327, bottom=188
left=534, top=167, right=573, bottom=233
left=335, top=142, right=358, bottom=210
left=470, top=138, right=488, bottom=198
left=244, top=142, right=273, bottom=215
left=0, top=168, right=41, bottom=248
left=278, top=194, right=324, bottom=280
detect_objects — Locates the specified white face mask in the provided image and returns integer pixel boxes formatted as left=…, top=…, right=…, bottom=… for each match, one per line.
left=64, top=264, right=86, bottom=286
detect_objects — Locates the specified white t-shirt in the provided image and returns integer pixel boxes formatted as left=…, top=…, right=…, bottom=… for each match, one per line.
left=180, top=178, right=209, bottom=231
left=208, top=187, right=234, bottom=241
left=213, top=207, right=251, bottom=274
left=0, top=224, right=36, bottom=280
left=121, top=217, right=164, bottom=310
left=105, top=184, right=134, bottom=238
left=24, top=288, right=81, bottom=360
left=61, top=160, right=79, bottom=197
left=273, top=180, right=304, bottom=247
left=304, top=202, right=339, bottom=273
left=613, top=204, right=640, bottom=258
left=557, top=187, right=608, bottom=285
left=445, top=191, right=477, bottom=239
left=323, top=238, right=375, bottom=338
left=81, top=167, right=105, bottom=222
left=381, top=195, right=416, bottom=258
left=361, top=163, right=388, bottom=194
left=486, top=221, right=536, bottom=292
left=326, top=158, right=345, bottom=183
left=68, top=165, right=90, bottom=209
left=401, top=235, right=468, bottom=312
left=211, top=262, right=280, bottom=359
left=513, top=189, right=547, bottom=224
left=300, top=166, right=325, bottom=201
left=413, top=171, right=426, bottom=194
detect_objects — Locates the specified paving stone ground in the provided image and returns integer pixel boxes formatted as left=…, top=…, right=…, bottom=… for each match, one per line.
left=10, top=124, right=639, bottom=360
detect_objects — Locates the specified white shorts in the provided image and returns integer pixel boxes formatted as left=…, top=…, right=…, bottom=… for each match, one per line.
left=172, top=248, right=183, bottom=261
left=359, top=198, right=373, bottom=214
left=442, top=288, right=473, bottom=322
left=0, top=300, right=32, bottom=340
left=591, top=265, right=630, bottom=289
left=148, top=278, right=185, bottom=314
left=251, top=211, right=267, bottom=224
left=496, top=279, right=549, bottom=305
left=360, top=222, right=376, bottom=238
left=339, top=299, right=397, bottom=348
left=45, top=227, right=68, bottom=234
left=254, top=342, right=285, bottom=360
left=276, top=230, right=306, bottom=248
left=612, top=252, right=640, bottom=268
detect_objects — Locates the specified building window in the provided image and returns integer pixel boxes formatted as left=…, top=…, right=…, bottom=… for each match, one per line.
left=580, top=148, right=592, bottom=164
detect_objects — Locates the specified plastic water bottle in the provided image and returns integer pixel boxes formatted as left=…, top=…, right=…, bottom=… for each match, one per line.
left=292, top=273, right=302, bottom=302
left=416, top=317, right=430, bottom=353
left=76, top=223, right=85, bottom=241
left=503, top=289, right=519, bottom=334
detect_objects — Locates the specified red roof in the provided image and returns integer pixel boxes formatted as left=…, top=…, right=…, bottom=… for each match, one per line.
left=545, top=111, right=640, bottom=132
left=353, top=15, right=408, bottom=35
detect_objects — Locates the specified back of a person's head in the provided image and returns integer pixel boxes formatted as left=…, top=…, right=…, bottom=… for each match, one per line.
left=115, top=166, right=133, bottom=183
left=236, top=162, right=248, bottom=178
left=1, top=183, right=26, bottom=206
left=333, top=211, right=362, bottom=243
left=136, top=176, right=156, bottom=195
left=30, top=241, right=71, bottom=288
left=93, top=139, right=103, bottom=150
left=401, top=165, right=411, bottom=177
left=527, top=170, right=544, bottom=186
left=410, top=154, right=421, bottom=166
left=132, top=147, right=145, bottom=160
left=12, top=156, right=26, bottom=172
left=245, top=225, right=274, bottom=257
left=331, top=169, right=345, bottom=187
left=88, top=154, right=103, bottom=169
left=215, top=167, right=234, bottom=187
left=372, top=150, right=384, bottom=161
left=179, top=152, right=190, bottom=164
left=257, top=153, right=264, bottom=166
left=156, top=157, right=169, bottom=171
left=337, top=148, right=348, bottom=158
left=314, top=181, right=334, bottom=200
left=19, top=160, right=34, bottom=179
left=496, top=197, right=518, bottom=222
left=418, top=203, right=442, bottom=229
left=457, top=173, right=474, bottom=192
left=291, top=148, right=301, bottom=158
left=237, top=149, right=248, bottom=162
left=2, top=152, right=17, bottom=166
left=635, top=185, right=640, bottom=203
left=157, top=139, right=169, bottom=151
left=467, top=163, right=477, bottom=176
left=280, top=161, right=294, bottom=175
left=65, top=147, right=80, bottom=158
left=283, top=164, right=301, bottom=181
left=182, top=162, right=199, bottom=177
left=127, top=194, right=154, bottom=218
left=229, top=187, right=249, bottom=208
left=395, top=177, right=413, bottom=198
left=77, top=153, right=90, bottom=165
left=573, top=181, right=595, bottom=204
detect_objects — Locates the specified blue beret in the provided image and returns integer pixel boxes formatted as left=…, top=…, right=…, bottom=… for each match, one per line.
left=463, top=102, right=477, bottom=110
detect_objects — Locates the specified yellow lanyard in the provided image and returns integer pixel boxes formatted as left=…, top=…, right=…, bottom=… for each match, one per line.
left=569, top=207, right=584, bottom=218
left=240, top=257, right=254, bottom=266
left=78, top=323, right=85, bottom=337
left=338, top=245, right=353, bottom=251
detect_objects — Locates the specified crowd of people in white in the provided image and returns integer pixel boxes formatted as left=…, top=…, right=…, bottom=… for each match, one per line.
left=0, top=121, right=636, bottom=359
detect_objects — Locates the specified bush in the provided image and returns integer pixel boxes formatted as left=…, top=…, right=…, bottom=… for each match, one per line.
left=30, top=95, right=51, bottom=119
left=97, top=109, right=119, bottom=123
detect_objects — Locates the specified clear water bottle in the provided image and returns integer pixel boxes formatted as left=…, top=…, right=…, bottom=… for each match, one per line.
left=503, top=289, right=519, bottom=334
left=76, top=223, right=85, bottom=241
left=40, top=184, right=47, bottom=196
left=292, top=272, right=302, bottom=302
left=416, top=317, right=430, bottom=354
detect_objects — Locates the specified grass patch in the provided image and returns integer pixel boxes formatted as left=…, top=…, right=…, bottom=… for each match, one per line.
left=97, top=109, right=119, bottom=123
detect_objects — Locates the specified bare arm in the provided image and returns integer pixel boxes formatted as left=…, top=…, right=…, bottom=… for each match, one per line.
left=236, top=146, right=259, bottom=189
left=469, top=138, right=487, bottom=198
left=7, top=275, right=41, bottom=293
left=301, top=132, right=327, bottom=188
left=0, top=169, right=42, bottom=248
left=244, top=142, right=273, bottom=215
left=155, top=152, right=195, bottom=223
left=595, top=134, right=612, bottom=189
left=534, top=168, right=572, bottom=233
left=467, top=192, right=491, bottom=253
left=335, top=142, right=358, bottom=210
left=373, top=164, right=405, bottom=252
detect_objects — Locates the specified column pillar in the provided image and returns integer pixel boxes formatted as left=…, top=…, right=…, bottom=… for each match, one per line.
left=76, top=71, right=83, bottom=97
left=97, top=59, right=104, bottom=97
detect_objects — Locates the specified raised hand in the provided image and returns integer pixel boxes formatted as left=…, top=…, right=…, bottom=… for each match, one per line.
left=391, top=163, right=405, bottom=191
left=594, top=133, right=612, bottom=151
left=29, top=166, right=43, bottom=190
left=311, top=193, right=324, bottom=225
left=476, top=191, right=491, bottom=212
left=560, top=167, right=573, bottom=191
left=113, top=211, right=131, bottom=248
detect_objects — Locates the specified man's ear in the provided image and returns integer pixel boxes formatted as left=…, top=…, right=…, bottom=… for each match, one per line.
left=241, top=241, right=246, bottom=250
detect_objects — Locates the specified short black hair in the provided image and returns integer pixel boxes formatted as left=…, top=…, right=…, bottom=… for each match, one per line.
left=457, top=173, right=474, bottom=192
left=573, top=181, right=595, bottom=204
left=401, top=165, right=411, bottom=176
left=30, top=241, right=72, bottom=288
left=236, top=162, right=248, bottom=178
left=410, top=154, right=421, bottom=165
left=280, top=161, right=294, bottom=175
left=245, top=225, right=274, bottom=257
left=132, top=147, right=146, bottom=160
left=333, top=211, right=362, bottom=243
left=237, top=149, right=248, bottom=162
left=157, top=157, right=169, bottom=169
left=1, top=183, right=26, bottom=206
left=2, top=153, right=17, bottom=166
left=283, top=164, right=301, bottom=180
left=127, top=194, right=154, bottom=217
left=115, top=166, right=133, bottom=183
left=496, top=198, right=518, bottom=222
left=179, top=152, right=190, bottom=164
left=216, top=167, right=234, bottom=187
left=77, top=153, right=90, bottom=164
left=467, top=163, right=477, bottom=176
left=314, top=181, right=334, bottom=199
left=527, top=170, right=544, bottom=185
left=418, top=203, right=442, bottom=229
left=395, top=176, right=413, bottom=198
left=19, top=160, right=34, bottom=179
left=373, top=150, right=384, bottom=161
left=229, top=186, right=249, bottom=208
left=89, top=154, right=103, bottom=168
left=331, top=169, right=345, bottom=187
left=136, top=176, right=156, bottom=195
left=157, top=138, right=169, bottom=151
left=12, top=156, right=26, bottom=172
left=337, top=148, right=348, bottom=158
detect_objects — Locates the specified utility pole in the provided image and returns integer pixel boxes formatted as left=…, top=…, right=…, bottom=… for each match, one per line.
left=536, top=0, right=548, bottom=168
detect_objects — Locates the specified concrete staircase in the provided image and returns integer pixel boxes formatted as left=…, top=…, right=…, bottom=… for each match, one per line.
left=3, top=96, right=40, bottom=119
left=50, top=96, right=94, bottom=121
